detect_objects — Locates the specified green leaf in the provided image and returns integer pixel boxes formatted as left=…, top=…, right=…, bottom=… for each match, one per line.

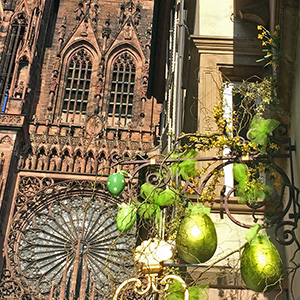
left=169, top=149, right=199, bottom=180
left=245, top=224, right=263, bottom=243
left=118, top=170, right=130, bottom=177
left=182, top=148, right=198, bottom=159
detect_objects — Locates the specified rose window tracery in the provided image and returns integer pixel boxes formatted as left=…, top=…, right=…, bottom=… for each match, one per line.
left=6, top=180, right=136, bottom=299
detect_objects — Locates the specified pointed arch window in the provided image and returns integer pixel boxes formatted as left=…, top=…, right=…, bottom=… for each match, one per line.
left=108, top=52, right=136, bottom=125
left=0, top=14, right=27, bottom=112
left=62, top=49, right=92, bottom=123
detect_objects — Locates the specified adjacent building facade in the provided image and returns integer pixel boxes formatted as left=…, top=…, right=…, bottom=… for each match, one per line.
left=148, top=0, right=300, bottom=299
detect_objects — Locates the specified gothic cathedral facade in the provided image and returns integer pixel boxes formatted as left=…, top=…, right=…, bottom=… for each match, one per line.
left=0, top=0, right=159, bottom=298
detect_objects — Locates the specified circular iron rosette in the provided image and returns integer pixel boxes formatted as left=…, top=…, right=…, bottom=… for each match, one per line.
left=5, top=179, right=136, bottom=299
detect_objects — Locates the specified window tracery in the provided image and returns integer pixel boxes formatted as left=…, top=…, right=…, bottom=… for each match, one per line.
left=5, top=179, right=136, bottom=299
left=108, top=52, right=136, bottom=126
left=0, top=13, right=27, bottom=112
left=62, top=48, right=92, bottom=123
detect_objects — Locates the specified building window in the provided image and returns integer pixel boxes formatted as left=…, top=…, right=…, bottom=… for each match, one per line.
left=108, top=52, right=136, bottom=125
left=0, top=14, right=27, bottom=112
left=62, top=49, right=92, bottom=123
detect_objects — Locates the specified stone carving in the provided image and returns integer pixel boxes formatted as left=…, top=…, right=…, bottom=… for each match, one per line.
left=0, top=270, right=22, bottom=299
left=96, top=78, right=103, bottom=95
left=36, top=153, right=46, bottom=170
left=0, top=135, right=13, bottom=145
left=86, top=156, right=95, bottom=173
left=74, top=1, right=84, bottom=20
left=119, top=0, right=142, bottom=27
left=74, top=155, right=83, bottom=172
left=133, top=3, right=141, bottom=26
left=98, top=57, right=105, bottom=76
left=61, top=153, right=72, bottom=172
left=13, top=81, right=24, bottom=98
left=85, top=115, right=104, bottom=137
left=0, top=115, right=23, bottom=125
left=90, top=3, right=98, bottom=23
left=80, top=19, right=89, bottom=36
left=124, top=22, right=133, bottom=40
left=57, top=16, right=66, bottom=52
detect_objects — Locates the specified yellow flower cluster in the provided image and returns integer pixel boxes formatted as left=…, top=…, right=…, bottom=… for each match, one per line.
left=256, top=24, right=280, bottom=68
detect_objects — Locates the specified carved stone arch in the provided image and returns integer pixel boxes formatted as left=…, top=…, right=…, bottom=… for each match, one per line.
left=106, top=44, right=143, bottom=66
left=122, top=151, right=132, bottom=173
left=49, top=148, right=60, bottom=171
left=55, top=43, right=99, bottom=124
left=12, top=55, right=29, bottom=99
left=85, top=150, right=95, bottom=173
left=0, top=135, right=12, bottom=145
left=10, top=10, right=28, bottom=26
left=36, top=147, right=47, bottom=171
left=61, top=148, right=72, bottom=172
left=61, top=41, right=99, bottom=62
left=73, top=149, right=84, bottom=173
left=96, top=150, right=108, bottom=175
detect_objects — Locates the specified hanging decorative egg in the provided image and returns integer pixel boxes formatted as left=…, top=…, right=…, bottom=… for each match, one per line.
left=106, top=173, right=126, bottom=196
left=176, top=205, right=217, bottom=264
left=116, top=204, right=137, bottom=233
left=241, top=235, right=283, bottom=292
